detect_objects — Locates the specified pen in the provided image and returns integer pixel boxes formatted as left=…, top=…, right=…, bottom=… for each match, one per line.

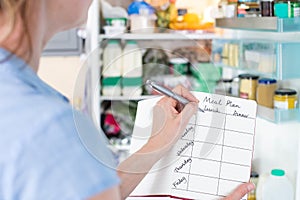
left=146, top=80, right=205, bottom=113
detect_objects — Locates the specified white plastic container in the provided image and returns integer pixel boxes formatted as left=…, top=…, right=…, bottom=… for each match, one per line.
left=102, top=40, right=122, bottom=77
left=261, top=169, right=294, bottom=200
left=122, top=40, right=143, bottom=78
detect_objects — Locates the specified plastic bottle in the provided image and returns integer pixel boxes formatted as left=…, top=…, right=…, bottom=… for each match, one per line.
left=262, top=169, right=294, bottom=200
left=102, top=40, right=122, bottom=77
left=122, top=40, right=143, bottom=77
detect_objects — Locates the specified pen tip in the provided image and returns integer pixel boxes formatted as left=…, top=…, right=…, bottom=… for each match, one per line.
left=146, top=80, right=152, bottom=85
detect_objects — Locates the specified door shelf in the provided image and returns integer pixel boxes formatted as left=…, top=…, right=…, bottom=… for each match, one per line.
left=257, top=105, right=300, bottom=124
left=212, top=39, right=300, bottom=80
left=216, top=17, right=300, bottom=32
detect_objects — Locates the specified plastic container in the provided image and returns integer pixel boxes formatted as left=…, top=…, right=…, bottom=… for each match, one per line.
left=103, top=40, right=122, bottom=77
left=122, top=77, right=143, bottom=96
left=239, top=74, right=259, bottom=100
left=262, top=169, right=294, bottom=200
left=256, top=78, right=277, bottom=108
left=274, top=88, right=298, bottom=109
left=122, top=40, right=143, bottom=77
left=105, top=18, right=127, bottom=27
left=128, top=1, right=156, bottom=33
left=102, top=77, right=122, bottom=96
left=275, top=2, right=289, bottom=18
left=103, top=26, right=126, bottom=35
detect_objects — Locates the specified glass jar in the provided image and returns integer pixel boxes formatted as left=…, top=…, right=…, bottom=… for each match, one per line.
left=239, top=74, right=260, bottom=100
left=256, top=78, right=277, bottom=108
left=261, top=0, right=275, bottom=16
left=274, top=88, right=298, bottom=109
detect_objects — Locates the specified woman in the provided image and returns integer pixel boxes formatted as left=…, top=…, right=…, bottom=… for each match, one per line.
left=0, top=0, right=254, bottom=199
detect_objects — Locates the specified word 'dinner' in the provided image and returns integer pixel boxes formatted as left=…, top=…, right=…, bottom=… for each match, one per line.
left=130, top=92, right=257, bottom=200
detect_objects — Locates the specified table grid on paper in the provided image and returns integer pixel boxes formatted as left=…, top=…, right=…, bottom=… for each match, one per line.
left=170, top=106, right=255, bottom=199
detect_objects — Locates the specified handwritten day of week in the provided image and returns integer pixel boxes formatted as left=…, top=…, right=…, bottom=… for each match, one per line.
left=174, top=158, right=192, bottom=173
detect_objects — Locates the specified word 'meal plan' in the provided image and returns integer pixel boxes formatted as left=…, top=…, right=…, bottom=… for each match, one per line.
left=203, top=96, right=249, bottom=118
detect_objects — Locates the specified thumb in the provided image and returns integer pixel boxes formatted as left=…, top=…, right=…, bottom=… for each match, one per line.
left=223, top=183, right=255, bottom=200
left=177, top=102, right=198, bottom=125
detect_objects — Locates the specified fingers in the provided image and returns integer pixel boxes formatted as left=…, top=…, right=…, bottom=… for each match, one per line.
left=172, top=84, right=199, bottom=103
left=223, top=183, right=255, bottom=200
left=176, top=102, right=198, bottom=126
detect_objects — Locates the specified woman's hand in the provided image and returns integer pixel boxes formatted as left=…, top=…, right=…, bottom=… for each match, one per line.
left=223, top=183, right=255, bottom=200
left=147, top=85, right=198, bottom=154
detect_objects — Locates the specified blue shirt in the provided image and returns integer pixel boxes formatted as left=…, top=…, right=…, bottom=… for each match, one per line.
left=0, top=48, right=120, bottom=200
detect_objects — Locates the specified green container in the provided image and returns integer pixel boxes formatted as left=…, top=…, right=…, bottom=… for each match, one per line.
left=170, top=58, right=189, bottom=75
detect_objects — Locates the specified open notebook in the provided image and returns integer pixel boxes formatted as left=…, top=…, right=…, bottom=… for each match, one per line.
left=129, top=92, right=257, bottom=200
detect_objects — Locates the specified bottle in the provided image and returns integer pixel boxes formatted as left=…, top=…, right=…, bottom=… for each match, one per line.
left=102, top=77, right=122, bottom=96
left=248, top=171, right=259, bottom=200
left=122, top=77, right=143, bottom=96
left=262, top=169, right=294, bottom=200
left=122, top=40, right=143, bottom=78
left=103, top=40, right=122, bottom=77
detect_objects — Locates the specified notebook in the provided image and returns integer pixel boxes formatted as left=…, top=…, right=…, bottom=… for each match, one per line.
left=129, top=92, right=257, bottom=200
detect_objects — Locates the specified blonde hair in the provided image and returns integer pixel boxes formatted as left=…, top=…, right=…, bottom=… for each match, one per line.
left=0, top=0, right=32, bottom=59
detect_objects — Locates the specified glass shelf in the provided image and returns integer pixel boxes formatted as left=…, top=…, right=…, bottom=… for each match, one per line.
left=99, top=32, right=218, bottom=41
left=257, top=105, right=300, bottom=124
left=100, top=95, right=158, bottom=101
left=216, top=17, right=300, bottom=32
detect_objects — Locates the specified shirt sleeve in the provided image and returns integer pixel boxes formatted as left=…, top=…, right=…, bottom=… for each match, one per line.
left=9, top=108, right=120, bottom=200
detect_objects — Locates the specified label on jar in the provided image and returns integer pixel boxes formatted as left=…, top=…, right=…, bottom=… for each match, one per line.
left=274, top=101, right=298, bottom=110
left=274, top=101, right=289, bottom=109
left=240, top=92, right=249, bottom=99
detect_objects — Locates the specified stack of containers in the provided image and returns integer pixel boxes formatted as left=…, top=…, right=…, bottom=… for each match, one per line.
left=102, top=40, right=122, bottom=96
left=122, top=40, right=143, bottom=96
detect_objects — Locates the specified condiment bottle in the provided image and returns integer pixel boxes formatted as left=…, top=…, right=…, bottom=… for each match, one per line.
left=274, top=88, right=298, bottom=109
left=256, top=78, right=277, bottom=108
left=239, top=74, right=259, bottom=100
left=248, top=171, right=259, bottom=200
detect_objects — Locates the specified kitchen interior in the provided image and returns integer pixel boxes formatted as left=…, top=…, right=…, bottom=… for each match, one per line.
left=41, top=0, right=300, bottom=199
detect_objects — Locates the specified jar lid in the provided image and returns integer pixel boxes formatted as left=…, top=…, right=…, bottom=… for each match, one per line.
left=250, top=171, right=259, bottom=178
left=258, top=78, right=277, bottom=84
left=170, top=58, right=189, bottom=64
left=271, top=169, right=285, bottom=177
left=122, top=77, right=143, bottom=86
left=275, top=88, right=297, bottom=95
left=221, top=79, right=233, bottom=83
left=238, top=74, right=259, bottom=80
left=102, top=77, right=121, bottom=86
left=107, top=40, right=120, bottom=44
